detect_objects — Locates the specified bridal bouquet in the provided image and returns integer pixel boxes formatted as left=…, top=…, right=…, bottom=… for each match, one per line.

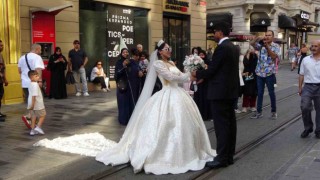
left=183, top=54, right=206, bottom=92
left=183, top=54, right=206, bottom=72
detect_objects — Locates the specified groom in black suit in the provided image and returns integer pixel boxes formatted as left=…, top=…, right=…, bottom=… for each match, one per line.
left=191, top=22, right=239, bottom=168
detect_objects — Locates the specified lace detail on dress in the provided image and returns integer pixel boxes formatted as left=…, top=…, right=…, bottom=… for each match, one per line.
left=154, top=60, right=190, bottom=83
left=34, top=133, right=116, bottom=157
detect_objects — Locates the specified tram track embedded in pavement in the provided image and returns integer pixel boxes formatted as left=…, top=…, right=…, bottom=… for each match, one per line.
left=192, top=113, right=302, bottom=180
left=207, top=90, right=299, bottom=133
left=93, top=87, right=301, bottom=180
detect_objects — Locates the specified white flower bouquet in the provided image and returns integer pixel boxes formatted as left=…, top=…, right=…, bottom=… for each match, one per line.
left=183, top=54, right=206, bottom=72
left=183, top=54, right=206, bottom=92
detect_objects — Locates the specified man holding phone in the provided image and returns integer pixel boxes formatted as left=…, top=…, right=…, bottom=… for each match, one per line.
left=250, top=30, right=281, bottom=119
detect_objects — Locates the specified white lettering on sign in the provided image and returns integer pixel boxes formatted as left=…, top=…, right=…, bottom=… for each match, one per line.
left=108, top=51, right=120, bottom=57
left=122, top=38, right=134, bottom=45
left=122, top=25, right=134, bottom=32
left=123, top=9, right=132, bottom=14
left=301, top=11, right=310, bottom=20
left=108, top=31, right=122, bottom=38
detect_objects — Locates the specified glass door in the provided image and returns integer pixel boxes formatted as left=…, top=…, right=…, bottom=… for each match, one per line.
left=163, top=14, right=190, bottom=70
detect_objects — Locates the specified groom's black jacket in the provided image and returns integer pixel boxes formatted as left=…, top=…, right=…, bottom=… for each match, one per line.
left=196, top=39, right=239, bottom=100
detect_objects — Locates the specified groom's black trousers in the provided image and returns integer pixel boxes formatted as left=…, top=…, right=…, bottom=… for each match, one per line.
left=210, top=99, right=237, bottom=164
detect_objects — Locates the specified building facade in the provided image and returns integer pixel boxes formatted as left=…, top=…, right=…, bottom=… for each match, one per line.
left=206, top=0, right=320, bottom=56
left=0, top=0, right=207, bottom=104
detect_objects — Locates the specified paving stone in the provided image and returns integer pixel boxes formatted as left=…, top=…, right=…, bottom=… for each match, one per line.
left=13, top=147, right=32, bottom=152
left=312, top=142, right=320, bottom=150
left=305, top=150, right=320, bottom=158
left=296, top=156, right=315, bottom=166
left=279, top=176, right=299, bottom=180
left=285, top=165, right=307, bottom=177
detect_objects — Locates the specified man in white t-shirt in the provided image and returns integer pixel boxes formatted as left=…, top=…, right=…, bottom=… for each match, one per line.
left=18, top=44, right=44, bottom=129
left=18, top=44, right=44, bottom=102
left=299, top=40, right=320, bottom=139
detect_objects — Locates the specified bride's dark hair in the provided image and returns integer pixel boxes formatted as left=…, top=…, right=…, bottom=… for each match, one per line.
left=156, top=41, right=166, bottom=59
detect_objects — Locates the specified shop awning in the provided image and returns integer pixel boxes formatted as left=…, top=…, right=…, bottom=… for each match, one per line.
left=301, top=20, right=320, bottom=27
left=229, top=32, right=256, bottom=42
left=278, top=15, right=296, bottom=29
left=207, top=13, right=233, bottom=33
left=30, top=3, right=73, bottom=15
left=250, top=12, right=271, bottom=27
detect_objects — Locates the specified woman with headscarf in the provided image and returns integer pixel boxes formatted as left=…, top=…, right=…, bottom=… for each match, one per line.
left=115, top=48, right=142, bottom=125
left=47, top=47, right=67, bottom=99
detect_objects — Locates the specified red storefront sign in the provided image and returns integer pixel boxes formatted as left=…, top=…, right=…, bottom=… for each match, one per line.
left=32, top=11, right=56, bottom=97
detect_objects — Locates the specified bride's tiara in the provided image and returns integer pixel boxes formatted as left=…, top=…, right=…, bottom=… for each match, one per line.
left=157, top=40, right=165, bottom=48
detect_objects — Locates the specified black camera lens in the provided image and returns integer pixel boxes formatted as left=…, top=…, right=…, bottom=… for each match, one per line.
left=258, top=40, right=264, bottom=46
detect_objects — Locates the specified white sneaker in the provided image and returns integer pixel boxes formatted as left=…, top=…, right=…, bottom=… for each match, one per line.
left=250, top=108, right=257, bottom=112
left=235, top=109, right=242, bottom=114
left=270, top=112, right=278, bottom=120
left=107, top=88, right=111, bottom=92
left=76, top=92, right=81, bottom=96
left=30, top=129, right=38, bottom=136
left=241, top=108, right=247, bottom=113
left=102, top=88, right=107, bottom=92
left=34, top=126, right=45, bottom=134
left=83, top=92, right=90, bottom=96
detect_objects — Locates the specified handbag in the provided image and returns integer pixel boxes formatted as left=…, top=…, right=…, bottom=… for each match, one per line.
left=117, top=78, right=128, bottom=93
left=65, top=71, right=75, bottom=84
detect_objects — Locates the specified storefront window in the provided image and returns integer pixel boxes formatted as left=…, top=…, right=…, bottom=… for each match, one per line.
left=163, top=13, right=190, bottom=70
left=79, top=0, right=148, bottom=79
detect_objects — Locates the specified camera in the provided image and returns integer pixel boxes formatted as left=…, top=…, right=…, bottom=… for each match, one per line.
left=258, top=39, right=265, bottom=46
left=124, top=59, right=131, bottom=67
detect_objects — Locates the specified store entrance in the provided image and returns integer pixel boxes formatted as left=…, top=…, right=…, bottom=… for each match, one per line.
left=163, top=13, right=190, bottom=70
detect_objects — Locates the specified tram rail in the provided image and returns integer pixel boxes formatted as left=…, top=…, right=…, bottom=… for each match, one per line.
left=94, top=90, right=301, bottom=180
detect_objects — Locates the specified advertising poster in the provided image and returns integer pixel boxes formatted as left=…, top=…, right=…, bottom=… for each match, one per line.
left=106, top=5, right=134, bottom=79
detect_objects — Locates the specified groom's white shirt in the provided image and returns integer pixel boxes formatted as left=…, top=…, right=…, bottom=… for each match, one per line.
left=218, top=37, right=229, bottom=45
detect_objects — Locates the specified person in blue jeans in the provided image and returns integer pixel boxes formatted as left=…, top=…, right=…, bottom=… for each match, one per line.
left=68, top=40, right=89, bottom=97
left=250, top=30, right=281, bottom=119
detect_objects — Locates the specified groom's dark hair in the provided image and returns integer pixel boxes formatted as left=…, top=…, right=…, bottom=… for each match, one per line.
left=213, top=22, right=231, bottom=36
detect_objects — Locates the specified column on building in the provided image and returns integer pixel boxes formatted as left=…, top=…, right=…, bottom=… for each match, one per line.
left=0, top=0, right=22, bottom=104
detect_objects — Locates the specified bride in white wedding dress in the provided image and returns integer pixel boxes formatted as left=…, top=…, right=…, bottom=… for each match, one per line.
left=34, top=40, right=216, bottom=175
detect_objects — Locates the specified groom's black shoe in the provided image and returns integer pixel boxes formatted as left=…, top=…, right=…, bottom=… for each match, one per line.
left=205, top=160, right=228, bottom=169
left=228, top=158, right=234, bottom=165
left=300, top=129, right=313, bottom=138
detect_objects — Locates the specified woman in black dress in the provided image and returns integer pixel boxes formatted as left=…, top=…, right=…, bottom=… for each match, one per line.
left=48, top=47, right=67, bottom=99
left=115, top=48, right=143, bottom=125
left=193, top=50, right=211, bottom=120
left=241, top=49, right=258, bottom=112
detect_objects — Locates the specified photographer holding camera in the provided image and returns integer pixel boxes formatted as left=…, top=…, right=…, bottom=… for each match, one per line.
left=250, top=30, right=281, bottom=119
left=115, top=48, right=143, bottom=125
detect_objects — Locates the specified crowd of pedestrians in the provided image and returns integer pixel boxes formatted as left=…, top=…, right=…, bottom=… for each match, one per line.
left=1, top=22, right=320, bottom=177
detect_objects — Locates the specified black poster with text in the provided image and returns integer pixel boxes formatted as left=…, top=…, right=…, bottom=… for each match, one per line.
left=106, top=5, right=134, bottom=79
